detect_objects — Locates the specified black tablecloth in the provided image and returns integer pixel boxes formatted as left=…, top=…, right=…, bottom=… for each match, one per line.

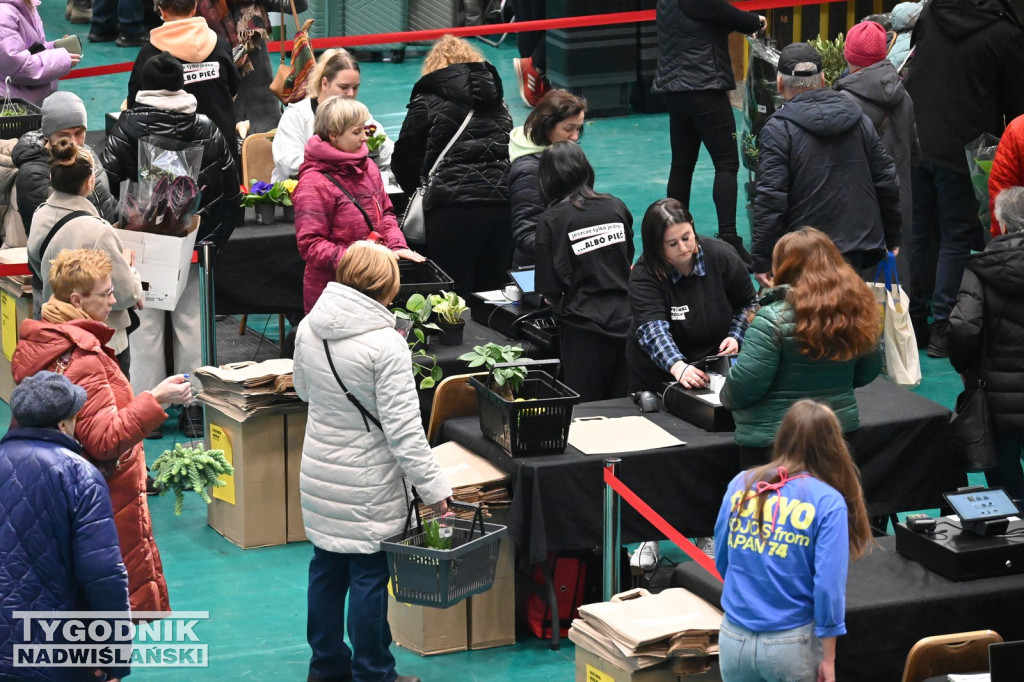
left=442, top=379, right=964, bottom=565
left=672, top=536, right=1024, bottom=681
left=215, top=222, right=305, bottom=316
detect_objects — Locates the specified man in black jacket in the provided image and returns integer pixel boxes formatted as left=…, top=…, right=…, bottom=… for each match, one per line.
left=904, top=0, right=1024, bottom=358
left=102, top=52, right=239, bottom=434
left=751, top=43, right=901, bottom=288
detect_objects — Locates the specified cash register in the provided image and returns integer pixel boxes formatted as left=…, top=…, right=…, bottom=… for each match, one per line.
left=467, top=267, right=560, bottom=354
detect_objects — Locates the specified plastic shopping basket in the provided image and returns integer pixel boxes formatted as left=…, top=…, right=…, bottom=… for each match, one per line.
left=469, top=359, right=581, bottom=456
left=381, top=500, right=506, bottom=608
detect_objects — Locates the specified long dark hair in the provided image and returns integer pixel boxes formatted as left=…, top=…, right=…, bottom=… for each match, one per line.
left=537, top=141, right=608, bottom=209
left=639, top=198, right=696, bottom=280
left=732, top=400, right=873, bottom=559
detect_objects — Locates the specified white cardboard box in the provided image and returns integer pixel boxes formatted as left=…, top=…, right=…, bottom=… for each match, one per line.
left=113, top=216, right=199, bottom=311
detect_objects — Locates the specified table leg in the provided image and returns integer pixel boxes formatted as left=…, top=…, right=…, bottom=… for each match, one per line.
left=541, top=559, right=560, bottom=651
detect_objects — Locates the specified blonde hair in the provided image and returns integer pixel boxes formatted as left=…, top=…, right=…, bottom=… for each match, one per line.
left=49, top=249, right=112, bottom=302
left=313, top=96, right=371, bottom=140
left=335, top=241, right=400, bottom=305
left=422, top=34, right=484, bottom=75
left=307, top=48, right=360, bottom=98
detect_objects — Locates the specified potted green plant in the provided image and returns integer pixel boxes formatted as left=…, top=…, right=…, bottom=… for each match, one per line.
left=393, top=293, right=440, bottom=348
left=428, top=290, right=468, bottom=346
left=808, top=34, right=847, bottom=87
left=458, top=342, right=527, bottom=400
left=149, top=442, right=234, bottom=515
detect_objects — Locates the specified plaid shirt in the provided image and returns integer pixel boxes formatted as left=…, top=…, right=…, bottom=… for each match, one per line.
left=636, top=246, right=756, bottom=372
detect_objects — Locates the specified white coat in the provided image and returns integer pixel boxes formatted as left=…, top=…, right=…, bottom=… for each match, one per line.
left=293, top=281, right=451, bottom=554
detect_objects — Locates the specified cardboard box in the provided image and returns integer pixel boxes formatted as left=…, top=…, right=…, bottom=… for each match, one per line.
left=0, top=279, right=31, bottom=403
left=388, top=593, right=468, bottom=656
left=113, top=216, right=199, bottom=311
left=467, top=523, right=515, bottom=650
left=284, top=411, right=307, bottom=543
left=575, top=648, right=722, bottom=682
left=206, top=406, right=288, bottom=548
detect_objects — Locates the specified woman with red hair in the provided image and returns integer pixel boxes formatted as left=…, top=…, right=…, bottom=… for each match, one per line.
left=721, top=227, right=883, bottom=468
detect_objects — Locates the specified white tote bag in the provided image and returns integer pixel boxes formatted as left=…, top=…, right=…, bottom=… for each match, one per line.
left=870, top=253, right=922, bottom=386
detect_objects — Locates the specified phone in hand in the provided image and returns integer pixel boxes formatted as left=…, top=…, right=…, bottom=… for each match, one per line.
left=54, top=34, right=82, bottom=55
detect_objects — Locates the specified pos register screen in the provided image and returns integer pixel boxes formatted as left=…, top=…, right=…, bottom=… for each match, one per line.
left=508, top=268, right=536, bottom=296
left=943, top=488, right=1020, bottom=522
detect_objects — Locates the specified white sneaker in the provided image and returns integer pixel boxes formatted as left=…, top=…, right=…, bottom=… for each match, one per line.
left=629, top=541, right=660, bottom=574
left=698, top=537, right=715, bottom=559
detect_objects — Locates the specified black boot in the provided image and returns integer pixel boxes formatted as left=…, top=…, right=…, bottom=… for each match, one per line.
left=926, top=321, right=949, bottom=359
left=716, top=232, right=752, bottom=269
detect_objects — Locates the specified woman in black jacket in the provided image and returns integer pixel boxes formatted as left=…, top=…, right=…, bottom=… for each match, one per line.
left=392, top=35, right=513, bottom=296
left=101, top=52, right=239, bottom=433
left=653, top=0, right=764, bottom=263
left=949, top=187, right=1024, bottom=500
left=535, top=141, right=633, bottom=401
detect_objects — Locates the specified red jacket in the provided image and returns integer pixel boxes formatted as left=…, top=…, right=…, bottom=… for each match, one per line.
left=12, top=318, right=170, bottom=613
left=294, top=135, right=406, bottom=313
left=990, top=113, right=1024, bottom=236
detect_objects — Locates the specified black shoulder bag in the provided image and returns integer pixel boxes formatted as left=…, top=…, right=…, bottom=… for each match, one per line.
left=29, top=210, right=91, bottom=291
left=323, top=338, right=382, bottom=432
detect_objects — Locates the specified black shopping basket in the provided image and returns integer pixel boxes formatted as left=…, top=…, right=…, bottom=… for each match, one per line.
left=469, top=359, right=581, bottom=456
left=381, top=500, right=506, bottom=608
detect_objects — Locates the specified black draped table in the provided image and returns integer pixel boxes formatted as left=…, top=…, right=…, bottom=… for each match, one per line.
left=442, top=379, right=965, bottom=566
left=672, top=535, right=1024, bottom=681
left=214, top=222, right=305, bottom=316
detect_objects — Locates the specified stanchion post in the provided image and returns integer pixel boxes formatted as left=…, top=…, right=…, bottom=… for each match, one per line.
left=196, top=241, right=216, bottom=368
left=603, top=457, right=622, bottom=602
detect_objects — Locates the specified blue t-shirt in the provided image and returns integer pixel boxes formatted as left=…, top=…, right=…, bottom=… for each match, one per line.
left=713, top=471, right=850, bottom=638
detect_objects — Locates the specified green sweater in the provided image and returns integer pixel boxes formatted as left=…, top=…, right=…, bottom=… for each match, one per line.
left=720, top=288, right=882, bottom=447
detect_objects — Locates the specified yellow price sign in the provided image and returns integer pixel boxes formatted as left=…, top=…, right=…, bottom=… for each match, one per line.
left=585, top=665, right=614, bottom=682
left=210, top=424, right=235, bottom=504
left=2, top=290, right=17, bottom=361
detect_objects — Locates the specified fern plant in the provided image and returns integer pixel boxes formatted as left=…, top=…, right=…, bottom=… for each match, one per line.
left=150, top=443, right=234, bottom=515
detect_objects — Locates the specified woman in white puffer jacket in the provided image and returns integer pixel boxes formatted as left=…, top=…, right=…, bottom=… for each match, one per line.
left=293, top=240, right=452, bottom=682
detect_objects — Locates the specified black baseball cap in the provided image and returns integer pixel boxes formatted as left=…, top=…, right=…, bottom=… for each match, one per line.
left=777, top=42, right=823, bottom=76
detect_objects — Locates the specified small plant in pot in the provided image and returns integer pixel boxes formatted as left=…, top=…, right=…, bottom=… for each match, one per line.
left=428, top=290, right=467, bottom=346
left=392, top=293, right=440, bottom=347
left=458, top=342, right=527, bottom=400
left=149, top=442, right=234, bottom=515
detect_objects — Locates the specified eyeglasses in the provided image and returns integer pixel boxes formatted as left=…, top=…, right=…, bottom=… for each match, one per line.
left=82, top=286, right=115, bottom=298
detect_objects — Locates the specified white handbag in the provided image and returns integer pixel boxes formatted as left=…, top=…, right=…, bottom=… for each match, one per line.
left=400, top=109, right=474, bottom=244
left=870, top=253, right=922, bottom=387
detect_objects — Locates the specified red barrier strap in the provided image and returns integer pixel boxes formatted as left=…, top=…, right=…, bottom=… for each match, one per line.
left=0, top=263, right=30, bottom=277
left=604, top=467, right=723, bottom=582
left=63, top=0, right=846, bottom=81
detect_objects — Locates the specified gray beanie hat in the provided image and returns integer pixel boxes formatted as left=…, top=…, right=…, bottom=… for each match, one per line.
left=12, top=370, right=87, bottom=427
left=40, top=91, right=88, bottom=138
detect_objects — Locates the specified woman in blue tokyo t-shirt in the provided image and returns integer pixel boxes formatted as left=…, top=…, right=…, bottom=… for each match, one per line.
left=713, top=399, right=873, bottom=682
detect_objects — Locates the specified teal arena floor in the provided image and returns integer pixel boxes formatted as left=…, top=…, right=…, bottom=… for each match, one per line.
left=1, top=2, right=977, bottom=679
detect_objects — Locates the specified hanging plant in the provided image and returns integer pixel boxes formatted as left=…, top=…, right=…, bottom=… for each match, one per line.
left=150, top=443, right=234, bottom=515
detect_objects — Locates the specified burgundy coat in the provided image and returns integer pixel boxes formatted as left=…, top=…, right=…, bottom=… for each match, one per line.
left=12, top=318, right=170, bottom=613
left=294, top=135, right=406, bottom=313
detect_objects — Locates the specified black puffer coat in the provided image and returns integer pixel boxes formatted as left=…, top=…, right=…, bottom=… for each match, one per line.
left=751, top=87, right=901, bottom=274
left=392, top=61, right=512, bottom=210
left=12, top=130, right=120, bottom=238
left=652, top=0, right=761, bottom=93
left=100, top=102, right=240, bottom=247
left=905, top=0, right=1024, bottom=173
left=948, top=234, right=1024, bottom=434
left=835, top=60, right=919, bottom=236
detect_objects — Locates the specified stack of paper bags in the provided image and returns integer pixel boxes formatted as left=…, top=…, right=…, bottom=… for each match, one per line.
left=195, top=358, right=304, bottom=421
left=0, top=248, right=31, bottom=294
left=419, top=442, right=511, bottom=521
left=569, top=588, right=722, bottom=675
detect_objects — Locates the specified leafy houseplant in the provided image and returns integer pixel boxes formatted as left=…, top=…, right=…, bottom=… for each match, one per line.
left=458, top=343, right=527, bottom=400
left=393, top=294, right=443, bottom=389
left=149, top=443, right=234, bottom=515
left=393, top=293, right=441, bottom=343
left=807, top=34, right=847, bottom=87
left=241, top=179, right=293, bottom=224
left=423, top=516, right=453, bottom=550
left=365, top=123, right=387, bottom=156
left=428, top=290, right=467, bottom=346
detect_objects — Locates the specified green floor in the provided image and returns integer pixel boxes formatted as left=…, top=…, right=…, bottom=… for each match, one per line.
left=5, top=4, right=976, bottom=680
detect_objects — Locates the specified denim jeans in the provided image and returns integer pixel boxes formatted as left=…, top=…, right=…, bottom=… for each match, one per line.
left=987, top=434, right=1024, bottom=502
left=307, top=547, right=397, bottom=682
left=908, top=162, right=984, bottom=323
left=90, top=0, right=144, bottom=38
left=664, top=90, right=740, bottom=237
left=719, top=617, right=822, bottom=682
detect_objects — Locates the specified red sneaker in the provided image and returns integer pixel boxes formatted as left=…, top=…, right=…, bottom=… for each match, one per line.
left=513, top=56, right=551, bottom=108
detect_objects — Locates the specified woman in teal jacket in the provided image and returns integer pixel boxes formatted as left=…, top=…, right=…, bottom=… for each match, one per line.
left=721, top=228, right=883, bottom=468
